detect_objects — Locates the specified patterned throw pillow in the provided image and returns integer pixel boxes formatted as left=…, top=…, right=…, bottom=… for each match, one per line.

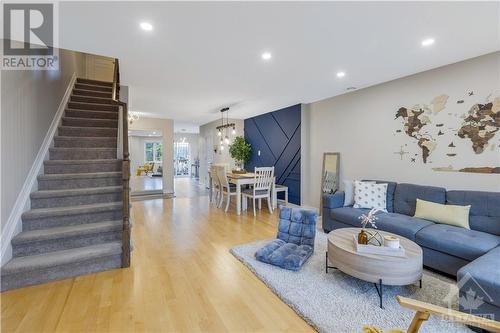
left=343, top=180, right=375, bottom=206
left=353, top=181, right=388, bottom=212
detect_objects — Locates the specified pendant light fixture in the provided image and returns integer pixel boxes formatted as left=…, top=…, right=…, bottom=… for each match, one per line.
left=216, top=107, right=236, bottom=151
left=128, top=111, right=140, bottom=124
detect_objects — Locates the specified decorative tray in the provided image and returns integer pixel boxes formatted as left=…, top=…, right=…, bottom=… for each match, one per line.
left=352, top=236, right=406, bottom=257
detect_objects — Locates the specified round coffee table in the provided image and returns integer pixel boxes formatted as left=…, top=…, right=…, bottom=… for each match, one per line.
left=326, top=228, right=423, bottom=308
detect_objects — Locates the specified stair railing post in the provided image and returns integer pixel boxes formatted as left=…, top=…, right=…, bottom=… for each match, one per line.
left=121, top=101, right=130, bottom=267
left=112, top=58, right=130, bottom=268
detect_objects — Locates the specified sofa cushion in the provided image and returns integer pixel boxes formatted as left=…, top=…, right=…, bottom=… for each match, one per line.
left=457, top=246, right=500, bottom=308
left=330, top=207, right=434, bottom=241
left=278, top=207, right=317, bottom=248
left=394, top=183, right=446, bottom=216
left=447, top=190, right=500, bottom=236
left=329, top=207, right=369, bottom=227
left=255, top=239, right=314, bottom=271
left=363, top=180, right=397, bottom=213
left=416, top=224, right=500, bottom=261
left=375, top=213, right=435, bottom=241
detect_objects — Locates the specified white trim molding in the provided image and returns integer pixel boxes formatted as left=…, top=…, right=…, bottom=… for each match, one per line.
left=0, top=73, right=77, bottom=266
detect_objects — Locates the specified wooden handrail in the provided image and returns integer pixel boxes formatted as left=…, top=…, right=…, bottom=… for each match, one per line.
left=112, top=58, right=120, bottom=101
left=112, top=58, right=131, bottom=268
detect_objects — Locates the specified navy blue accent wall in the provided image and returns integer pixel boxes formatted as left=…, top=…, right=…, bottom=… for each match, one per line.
left=244, top=104, right=301, bottom=205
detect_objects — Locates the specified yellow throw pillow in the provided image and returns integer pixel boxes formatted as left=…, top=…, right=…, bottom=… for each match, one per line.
left=414, top=199, right=471, bottom=229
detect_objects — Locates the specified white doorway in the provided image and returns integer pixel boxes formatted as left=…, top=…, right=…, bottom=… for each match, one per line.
left=129, top=129, right=164, bottom=196
left=173, top=127, right=202, bottom=197
left=174, top=139, right=190, bottom=177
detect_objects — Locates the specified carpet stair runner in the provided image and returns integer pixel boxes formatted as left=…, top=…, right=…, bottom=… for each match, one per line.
left=1, top=78, right=127, bottom=291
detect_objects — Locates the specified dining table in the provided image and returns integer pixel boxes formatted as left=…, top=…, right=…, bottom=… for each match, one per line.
left=208, top=171, right=276, bottom=215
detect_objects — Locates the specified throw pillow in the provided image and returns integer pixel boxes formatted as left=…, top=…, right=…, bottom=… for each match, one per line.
left=353, top=181, right=388, bottom=212
left=343, top=180, right=355, bottom=206
left=344, top=180, right=375, bottom=206
left=414, top=199, right=470, bottom=229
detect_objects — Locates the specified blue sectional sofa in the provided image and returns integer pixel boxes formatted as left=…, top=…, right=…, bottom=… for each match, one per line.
left=322, top=182, right=500, bottom=323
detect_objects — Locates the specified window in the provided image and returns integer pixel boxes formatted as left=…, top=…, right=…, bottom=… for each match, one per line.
left=145, top=142, right=162, bottom=163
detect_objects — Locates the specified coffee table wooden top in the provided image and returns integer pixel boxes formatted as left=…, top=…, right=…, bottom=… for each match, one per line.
left=327, top=228, right=423, bottom=286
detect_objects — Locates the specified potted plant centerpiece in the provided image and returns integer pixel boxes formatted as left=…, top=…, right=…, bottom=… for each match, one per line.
left=229, top=136, right=252, bottom=174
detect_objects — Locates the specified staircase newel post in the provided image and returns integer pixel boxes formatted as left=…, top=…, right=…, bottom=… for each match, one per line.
left=121, top=101, right=131, bottom=268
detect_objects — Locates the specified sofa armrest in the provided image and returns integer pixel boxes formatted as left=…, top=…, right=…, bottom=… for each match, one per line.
left=323, top=191, right=345, bottom=209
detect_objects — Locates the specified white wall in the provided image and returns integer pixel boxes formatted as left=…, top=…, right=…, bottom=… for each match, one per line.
left=129, top=117, right=174, bottom=194
left=1, top=45, right=90, bottom=264
left=302, top=52, right=500, bottom=208
left=1, top=47, right=85, bottom=227
left=199, top=118, right=244, bottom=187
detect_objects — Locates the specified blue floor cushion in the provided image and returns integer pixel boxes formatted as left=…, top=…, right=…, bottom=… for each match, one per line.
left=255, top=206, right=317, bottom=271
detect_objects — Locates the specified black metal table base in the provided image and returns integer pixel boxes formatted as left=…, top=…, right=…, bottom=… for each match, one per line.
left=325, top=252, right=337, bottom=273
left=374, top=279, right=384, bottom=309
left=325, top=252, right=422, bottom=309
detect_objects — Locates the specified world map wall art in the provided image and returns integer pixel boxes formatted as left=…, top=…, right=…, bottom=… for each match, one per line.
left=394, top=91, right=500, bottom=174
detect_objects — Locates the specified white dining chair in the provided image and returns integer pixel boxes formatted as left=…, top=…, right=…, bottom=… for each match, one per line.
left=242, top=167, right=275, bottom=216
left=210, top=165, right=221, bottom=205
left=216, top=165, right=238, bottom=212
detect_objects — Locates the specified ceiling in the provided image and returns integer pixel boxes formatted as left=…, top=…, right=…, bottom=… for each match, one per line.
left=59, top=2, right=500, bottom=125
left=173, top=121, right=200, bottom=134
left=128, top=129, right=162, bottom=137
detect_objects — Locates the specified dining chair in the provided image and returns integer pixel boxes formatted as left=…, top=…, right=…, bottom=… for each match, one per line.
left=242, top=166, right=275, bottom=216
left=209, top=165, right=221, bottom=205
left=216, top=165, right=238, bottom=212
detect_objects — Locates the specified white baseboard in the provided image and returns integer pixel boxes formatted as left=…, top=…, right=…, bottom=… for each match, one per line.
left=0, top=73, right=77, bottom=266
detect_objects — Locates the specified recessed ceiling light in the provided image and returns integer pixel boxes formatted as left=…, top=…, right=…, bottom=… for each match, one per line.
left=261, top=52, right=272, bottom=60
left=421, top=38, right=435, bottom=47
left=140, top=22, right=153, bottom=31
left=336, top=71, right=346, bottom=78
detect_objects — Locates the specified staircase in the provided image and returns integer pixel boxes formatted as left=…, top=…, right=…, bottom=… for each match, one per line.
left=1, top=78, right=128, bottom=291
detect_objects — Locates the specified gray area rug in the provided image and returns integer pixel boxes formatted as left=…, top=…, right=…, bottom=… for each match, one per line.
left=230, top=232, right=472, bottom=333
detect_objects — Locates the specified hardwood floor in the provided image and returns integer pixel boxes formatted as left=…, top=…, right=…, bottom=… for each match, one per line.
left=1, top=191, right=314, bottom=332
left=173, top=177, right=209, bottom=198
left=130, top=175, right=163, bottom=192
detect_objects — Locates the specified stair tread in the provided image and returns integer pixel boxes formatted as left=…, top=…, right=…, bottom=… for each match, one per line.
left=65, top=108, right=117, bottom=113
left=44, top=159, right=121, bottom=165
left=69, top=102, right=116, bottom=108
left=2, top=242, right=122, bottom=275
left=22, top=202, right=123, bottom=220
left=71, top=95, right=113, bottom=102
left=12, top=220, right=122, bottom=244
left=63, top=116, right=117, bottom=122
left=76, top=78, right=113, bottom=86
left=31, top=186, right=122, bottom=198
left=54, top=136, right=117, bottom=141
left=73, top=88, right=112, bottom=94
left=59, top=125, right=118, bottom=130
left=49, top=147, right=117, bottom=151
left=74, top=83, right=112, bottom=89
left=38, top=171, right=121, bottom=180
